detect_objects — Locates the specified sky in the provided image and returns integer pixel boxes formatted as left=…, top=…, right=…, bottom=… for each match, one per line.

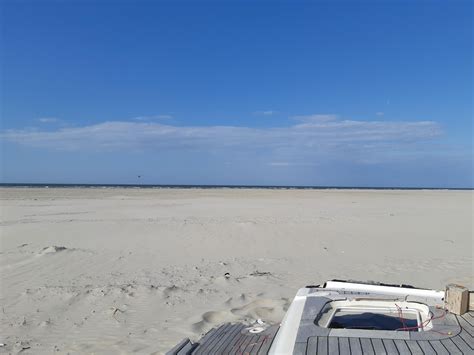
left=0, top=0, right=472, bottom=187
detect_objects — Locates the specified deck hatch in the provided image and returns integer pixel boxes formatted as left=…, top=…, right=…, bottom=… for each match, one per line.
left=316, top=300, right=431, bottom=332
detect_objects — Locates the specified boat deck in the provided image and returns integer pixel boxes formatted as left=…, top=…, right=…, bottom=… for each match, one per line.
left=167, top=311, right=474, bottom=354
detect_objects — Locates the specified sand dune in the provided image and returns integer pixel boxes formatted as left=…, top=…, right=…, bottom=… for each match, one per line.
left=0, top=188, right=472, bottom=354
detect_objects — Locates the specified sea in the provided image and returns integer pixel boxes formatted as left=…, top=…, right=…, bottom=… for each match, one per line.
left=0, top=183, right=470, bottom=190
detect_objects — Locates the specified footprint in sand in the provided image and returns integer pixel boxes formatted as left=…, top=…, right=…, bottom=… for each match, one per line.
left=224, top=293, right=248, bottom=307
left=1, top=246, right=72, bottom=271
left=192, top=297, right=291, bottom=334
left=192, top=310, right=236, bottom=333
left=162, top=285, right=183, bottom=298
left=39, top=246, right=68, bottom=255
left=230, top=298, right=289, bottom=323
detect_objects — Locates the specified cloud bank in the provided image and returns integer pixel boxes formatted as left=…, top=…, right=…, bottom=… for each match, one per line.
left=2, top=117, right=441, bottom=156
left=1, top=116, right=444, bottom=167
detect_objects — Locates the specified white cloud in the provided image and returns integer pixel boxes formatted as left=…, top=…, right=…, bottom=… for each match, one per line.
left=38, top=117, right=60, bottom=123
left=269, top=162, right=290, bottom=166
left=132, top=114, right=173, bottom=121
left=291, top=114, right=338, bottom=123
left=254, top=110, right=277, bottom=116
left=1, top=116, right=442, bottom=163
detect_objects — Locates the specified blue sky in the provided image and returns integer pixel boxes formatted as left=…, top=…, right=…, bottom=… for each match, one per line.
left=1, top=0, right=472, bottom=187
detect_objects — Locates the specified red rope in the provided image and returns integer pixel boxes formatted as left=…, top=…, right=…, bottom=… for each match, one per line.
left=394, top=308, right=448, bottom=333
left=395, top=303, right=407, bottom=329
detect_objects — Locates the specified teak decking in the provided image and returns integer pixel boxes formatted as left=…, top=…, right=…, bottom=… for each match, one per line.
left=167, top=311, right=474, bottom=354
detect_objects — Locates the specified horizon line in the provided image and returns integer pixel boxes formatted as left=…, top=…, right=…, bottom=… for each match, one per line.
left=0, top=182, right=472, bottom=190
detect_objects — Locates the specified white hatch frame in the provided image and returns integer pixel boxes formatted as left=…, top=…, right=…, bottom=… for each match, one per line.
left=315, top=299, right=432, bottom=332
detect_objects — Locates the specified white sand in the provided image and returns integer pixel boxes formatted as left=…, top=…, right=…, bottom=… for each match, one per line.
left=0, top=188, right=472, bottom=353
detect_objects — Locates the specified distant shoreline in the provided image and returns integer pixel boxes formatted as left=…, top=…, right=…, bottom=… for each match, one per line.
left=0, top=183, right=472, bottom=190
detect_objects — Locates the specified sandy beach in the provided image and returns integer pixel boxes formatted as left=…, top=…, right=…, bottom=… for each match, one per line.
left=0, top=187, right=472, bottom=354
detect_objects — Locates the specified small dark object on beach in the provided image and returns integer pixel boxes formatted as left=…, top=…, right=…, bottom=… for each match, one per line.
left=250, top=271, right=272, bottom=277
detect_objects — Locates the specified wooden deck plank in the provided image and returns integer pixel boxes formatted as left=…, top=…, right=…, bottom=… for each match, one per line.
left=371, top=339, right=385, bottom=354
left=317, top=336, right=328, bottom=355
left=338, top=338, right=350, bottom=355
left=328, top=337, right=339, bottom=355
left=227, top=324, right=246, bottom=354
left=406, top=341, right=424, bottom=355
left=257, top=331, right=277, bottom=355
left=237, top=332, right=257, bottom=353
left=221, top=325, right=246, bottom=354
left=225, top=333, right=246, bottom=354
left=393, top=340, right=410, bottom=354
left=416, top=341, right=436, bottom=355
left=293, top=342, right=307, bottom=355
left=244, top=335, right=267, bottom=355
left=190, top=328, right=217, bottom=353
left=211, top=324, right=239, bottom=353
left=249, top=337, right=265, bottom=355
left=460, top=313, right=474, bottom=326
left=457, top=329, right=474, bottom=350
left=457, top=315, right=474, bottom=337
left=194, top=323, right=231, bottom=354
left=224, top=336, right=246, bottom=355
left=200, top=323, right=232, bottom=355
left=440, top=338, right=462, bottom=354
left=212, top=324, right=243, bottom=354
left=360, top=338, right=374, bottom=355
left=382, top=339, right=400, bottom=355
left=176, top=341, right=195, bottom=355
left=249, top=335, right=266, bottom=355
left=451, top=334, right=473, bottom=354
left=192, top=327, right=221, bottom=354
left=349, top=338, right=363, bottom=355
left=428, top=340, right=449, bottom=355
left=307, top=337, right=318, bottom=355
left=166, top=338, right=192, bottom=355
